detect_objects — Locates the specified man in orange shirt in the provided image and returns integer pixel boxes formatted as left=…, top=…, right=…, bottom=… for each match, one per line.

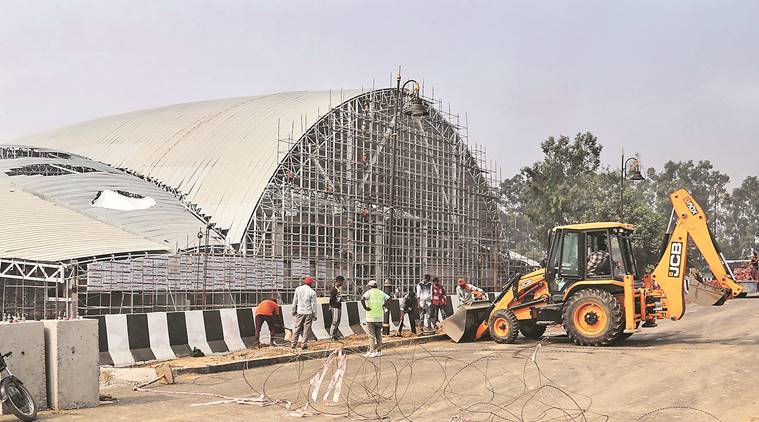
left=255, top=297, right=283, bottom=346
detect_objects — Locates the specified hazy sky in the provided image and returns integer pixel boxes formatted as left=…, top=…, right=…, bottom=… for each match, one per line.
left=1, top=1, right=757, bottom=185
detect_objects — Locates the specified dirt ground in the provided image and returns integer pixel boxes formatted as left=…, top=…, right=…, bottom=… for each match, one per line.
left=141, top=331, right=419, bottom=370
left=7, top=298, right=759, bottom=421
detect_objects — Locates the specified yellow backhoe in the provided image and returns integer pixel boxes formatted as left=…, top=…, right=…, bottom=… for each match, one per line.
left=442, top=189, right=743, bottom=346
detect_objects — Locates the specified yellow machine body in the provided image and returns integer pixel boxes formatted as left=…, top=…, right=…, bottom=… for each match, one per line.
left=451, top=189, right=743, bottom=346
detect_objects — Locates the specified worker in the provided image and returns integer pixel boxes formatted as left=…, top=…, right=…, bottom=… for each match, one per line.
left=750, top=250, right=759, bottom=280
left=394, top=288, right=417, bottom=336
left=416, top=274, right=433, bottom=332
left=254, top=297, right=283, bottom=346
left=328, top=276, right=344, bottom=340
left=587, top=234, right=611, bottom=276
left=291, top=276, right=318, bottom=350
left=430, top=276, right=448, bottom=328
left=361, top=280, right=390, bottom=358
left=456, top=278, right=484, bottom=306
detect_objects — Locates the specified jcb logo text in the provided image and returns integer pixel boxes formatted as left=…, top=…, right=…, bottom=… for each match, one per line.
left=683, top=197, right=698, bottom=216
left=668, top=242, right=683, bottom=277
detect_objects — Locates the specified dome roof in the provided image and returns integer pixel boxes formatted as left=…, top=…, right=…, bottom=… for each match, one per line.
left=12, top=90, right=366, bottom=244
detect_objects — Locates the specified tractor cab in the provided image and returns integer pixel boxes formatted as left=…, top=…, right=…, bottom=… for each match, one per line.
left=545, top=222, right=639, bottom=300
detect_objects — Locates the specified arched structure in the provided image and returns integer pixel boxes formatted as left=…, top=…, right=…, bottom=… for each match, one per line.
left=246, top=89, right=507, bottom=292
left=14, top=88, right=508, bottom=295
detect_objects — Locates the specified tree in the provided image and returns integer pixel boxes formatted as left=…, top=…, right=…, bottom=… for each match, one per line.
left=495, top=133, right=752, bottom=277
left=647, top=160, right=730, bottom=224
left=581, top=168, right=666, bottom=271
left=498, top=174, right=539, bottom=254
left=721, top=176, right=759, bottom=259
left=518, top=132, right=602, bottom=242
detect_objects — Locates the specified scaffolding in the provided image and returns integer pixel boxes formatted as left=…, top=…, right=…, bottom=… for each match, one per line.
left=244, top=88, right=513, bottom=298
left=0, top=87, right=532, bottom=317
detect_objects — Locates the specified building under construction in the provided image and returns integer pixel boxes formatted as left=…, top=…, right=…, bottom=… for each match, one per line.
left=2, top=83, right=530, bottom=318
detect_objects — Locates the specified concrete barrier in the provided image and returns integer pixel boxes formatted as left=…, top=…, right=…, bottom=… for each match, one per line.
left=0, top=321, right=47, bottom=412
left=43, top=319, right=99, bottom=410
left=89, top=294, right=475, bottom=367
left=90, top=301, right=372, bottom=367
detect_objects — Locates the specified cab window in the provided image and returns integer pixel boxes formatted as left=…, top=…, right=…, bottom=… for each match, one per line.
left=609, top=236, right=626, bottom=279
left=548, top=231, right=561, bottom=273
left=560, top=232, right=580, bottom=277
left=586, top=231, right=611, bottom=277
left=621, top=236, right=639, bottom=278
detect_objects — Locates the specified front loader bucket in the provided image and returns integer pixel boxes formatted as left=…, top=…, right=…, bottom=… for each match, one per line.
left=441, top=301, right=492, bottom=343
left=685, top=269, right=730, bottom=306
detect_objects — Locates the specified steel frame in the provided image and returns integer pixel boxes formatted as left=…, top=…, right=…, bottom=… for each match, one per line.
left=1, top=88, right=530, bottom=317
left=243, top=89, right=513, bottom=297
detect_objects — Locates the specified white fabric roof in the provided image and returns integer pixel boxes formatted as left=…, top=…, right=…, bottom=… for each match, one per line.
left=0, top=178, right=168, bottom=262
left=12, top=90, right=365, bottom=244
left=0, top=146, right=224, bottom=262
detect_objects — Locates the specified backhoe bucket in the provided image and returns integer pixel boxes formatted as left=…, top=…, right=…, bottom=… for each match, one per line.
left=685, top=269, right=730, bottom=306
left=441, top=301, right=492, bottom=343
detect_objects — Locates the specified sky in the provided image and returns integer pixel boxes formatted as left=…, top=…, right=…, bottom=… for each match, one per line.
left=1, top=1, right=758, bottom=185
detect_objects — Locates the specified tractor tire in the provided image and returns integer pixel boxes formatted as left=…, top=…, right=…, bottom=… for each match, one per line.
left=519, top=321, right=546, bottom=340
left=562, top=288, right=624, bottom=347
left=488, top=309, right=519, bottom=344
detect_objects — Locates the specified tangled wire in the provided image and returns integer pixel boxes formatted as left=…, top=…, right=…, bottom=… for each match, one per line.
left=232, top=338, right=722, bottom=421
left=135, top=335, right=723, bottom=421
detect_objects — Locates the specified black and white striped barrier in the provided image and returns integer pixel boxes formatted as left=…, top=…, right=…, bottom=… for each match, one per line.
left=92, top=295, right=470, bottom=367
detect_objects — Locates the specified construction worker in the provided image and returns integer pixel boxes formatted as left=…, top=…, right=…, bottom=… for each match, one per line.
left=328, top=276, right=344, bottom=340
left=361, top=280, right=390, bottom=357
left=291, top=276, right=318, bottom=350
left=456, top=278, right=484, bottom=306
left=416, top=274, right=433, bottom=332
left=750, top=250, right=759, bottom=280
left=254, top=297, right=283, bottom=346
left=429, top=277, right=448, bottom=328
left=394, top=288, right=417, bottom=336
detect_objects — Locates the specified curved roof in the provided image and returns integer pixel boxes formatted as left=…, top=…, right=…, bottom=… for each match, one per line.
left=12, top=90, right=365, bottom=244
left=0, top=178, right=168, bottom=262
left=0, top=146, right=224, bottom=262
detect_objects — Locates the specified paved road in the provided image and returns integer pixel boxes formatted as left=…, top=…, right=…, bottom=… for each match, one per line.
left=8, top=298, right=759, bottom=421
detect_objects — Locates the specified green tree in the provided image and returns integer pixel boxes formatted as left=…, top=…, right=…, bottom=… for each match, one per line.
left=495, top=134, right=748, bottom=276
left=647, top=160, right=730, bottom=223
left=580, top=168, right=666, bottom=271
left=721, top=176, right=759, bottom=259
left=518, top=132, right=602, bottom=240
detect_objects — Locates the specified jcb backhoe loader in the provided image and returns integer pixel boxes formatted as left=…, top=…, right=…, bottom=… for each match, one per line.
left=442, top=189, right=744, bottom=346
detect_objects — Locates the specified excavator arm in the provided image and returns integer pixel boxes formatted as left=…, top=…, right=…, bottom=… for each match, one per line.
left=650, top=189, right=742, bottom=320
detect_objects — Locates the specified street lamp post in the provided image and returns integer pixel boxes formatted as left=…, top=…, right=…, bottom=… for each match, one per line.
left=196, top=229, right=203, bottom=309
left=386, top=67, right=426, bottom=284
left=619, top=147, right=645, bottom=221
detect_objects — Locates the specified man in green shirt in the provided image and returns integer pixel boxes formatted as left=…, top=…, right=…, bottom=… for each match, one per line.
left=360, top=280, right=390, bottom=358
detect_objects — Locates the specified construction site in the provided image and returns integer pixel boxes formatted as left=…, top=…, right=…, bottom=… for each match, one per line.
left=5, top=1, right=759, bottom=419
left=0, top=87, right=528, bottom=320
left=0, top=74, right=757, bottom=421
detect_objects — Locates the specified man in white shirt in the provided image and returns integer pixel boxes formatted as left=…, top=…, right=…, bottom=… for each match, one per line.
left=416, top=274, right=433, bottom=332
left=291, top=276, right=318, bottom=350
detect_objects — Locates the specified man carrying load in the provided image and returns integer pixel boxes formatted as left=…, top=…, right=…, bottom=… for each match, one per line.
left=456, top=278, right=485, bottom=307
